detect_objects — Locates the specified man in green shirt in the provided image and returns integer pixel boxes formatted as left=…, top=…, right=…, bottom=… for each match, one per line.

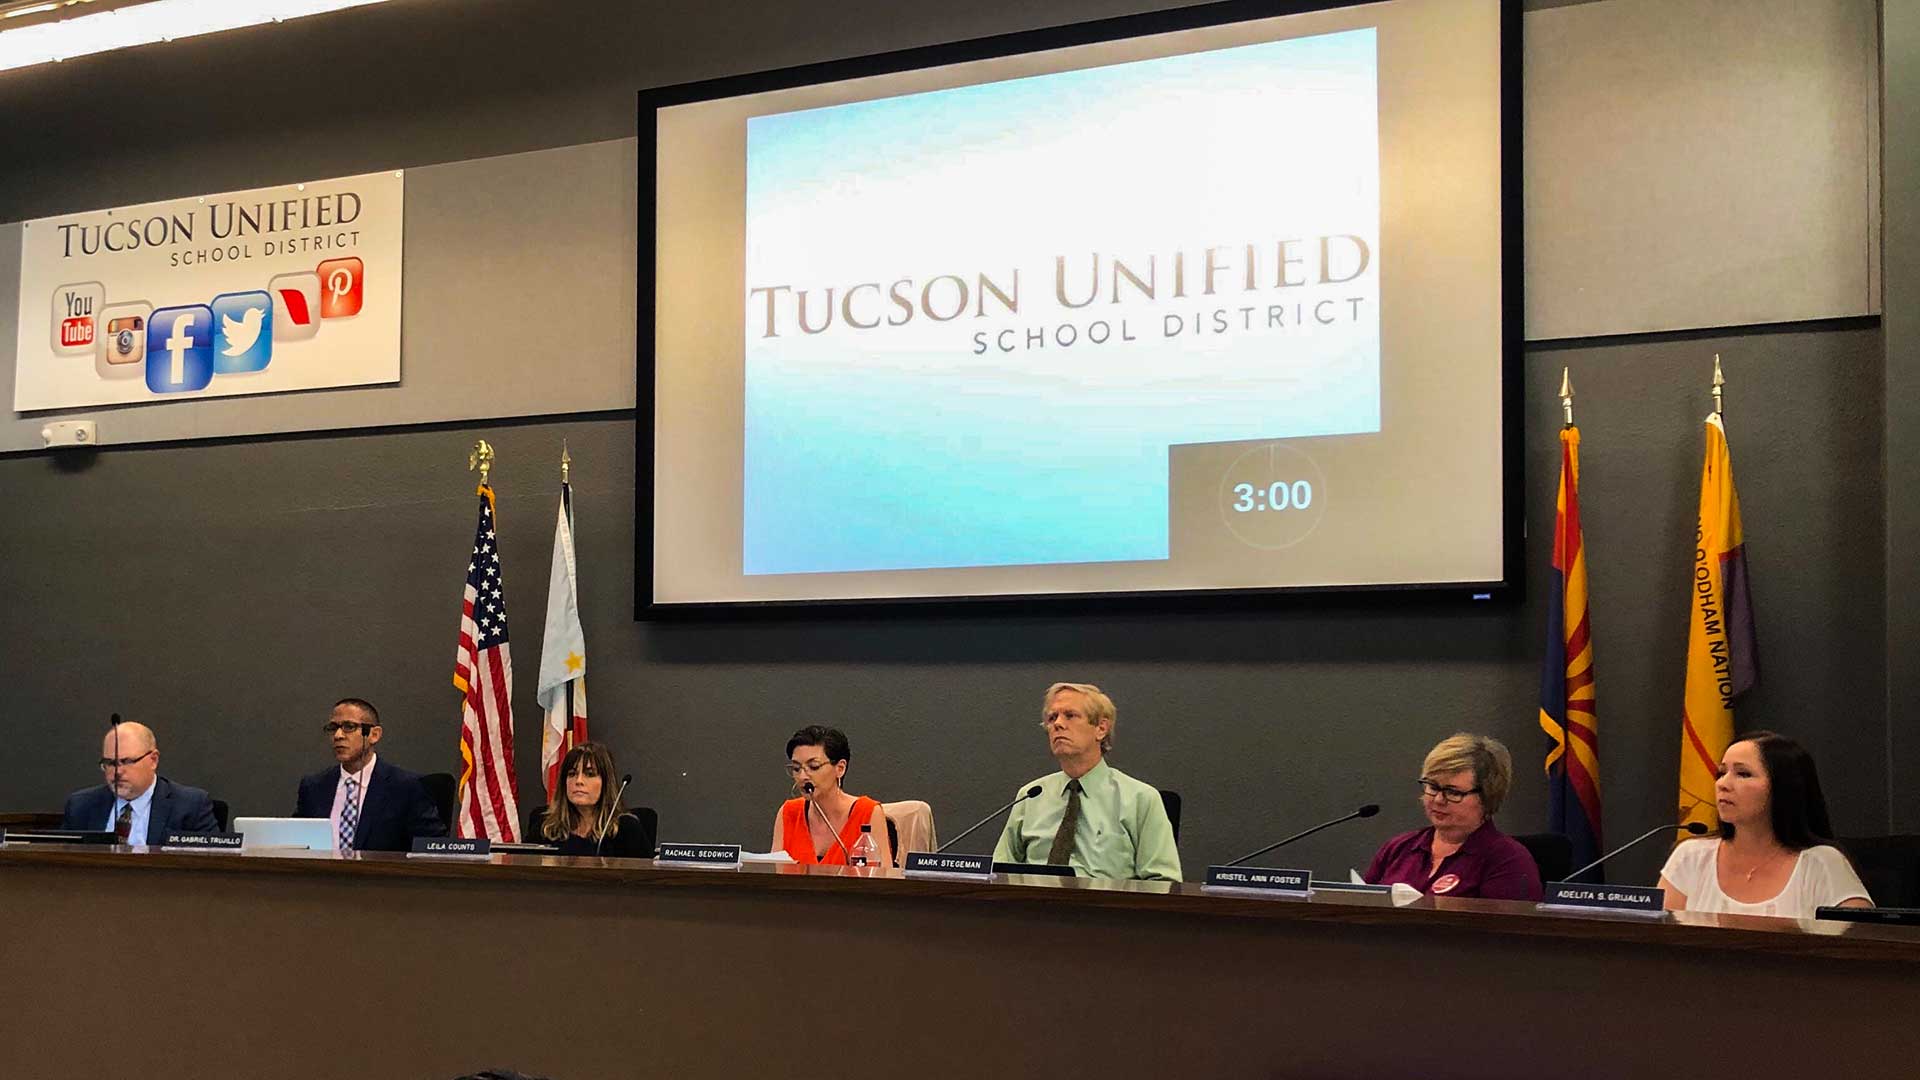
left=993, top=682, right=1182, bottom=881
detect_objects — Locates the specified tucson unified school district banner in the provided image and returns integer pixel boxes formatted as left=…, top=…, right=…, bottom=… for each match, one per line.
left=12, top=170, right=403, bottom=412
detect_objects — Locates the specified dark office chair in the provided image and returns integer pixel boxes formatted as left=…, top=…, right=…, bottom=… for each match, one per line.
left=420, top=772, right=456, bottom=833
left=1160, top=789, right=1182, bottom=842
left=210, top=799, right=230, bottom=831
left=1837, top=835, right=1920, bottom=908
left=1512, top=832, right=1573, bottom=883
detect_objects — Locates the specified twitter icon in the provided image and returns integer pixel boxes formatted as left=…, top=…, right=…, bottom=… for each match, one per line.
left=210, top=289, right=273, bottom=374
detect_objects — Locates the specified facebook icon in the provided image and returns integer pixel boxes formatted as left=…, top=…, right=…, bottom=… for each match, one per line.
left=145, top=304, right=214, bottom=394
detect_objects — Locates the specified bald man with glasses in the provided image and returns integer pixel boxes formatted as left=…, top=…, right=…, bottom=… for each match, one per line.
left=61, top=720, right=219, bottom=844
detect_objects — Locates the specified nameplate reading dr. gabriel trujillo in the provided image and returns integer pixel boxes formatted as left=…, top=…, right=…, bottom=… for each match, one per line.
left=654, top=843, right=742, bottom=868
left=161, top=831, right=244, bottom=852
left=408, top=837, right=491, bottom=859
left=1202, top=865, right=1313, bottom=897
left=1539, top=882, right=1665, bottom=915
left=903, top=851, right=993, bottom=879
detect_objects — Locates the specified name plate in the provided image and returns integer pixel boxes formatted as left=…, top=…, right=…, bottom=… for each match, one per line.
left=655, top=842, right=742, bottom=868
left=903, top=851, right=993, bottom=879
left=161, top=831, right=244, bottom=851
left=409, top=837, right=492, bottom=859
left=1539, top=881, right=1666, bottom=915
left=1202, top=865, right=1313, bottom=897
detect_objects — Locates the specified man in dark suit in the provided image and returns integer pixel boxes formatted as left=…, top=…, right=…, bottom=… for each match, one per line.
left=62, top=720, right=219, bottom=844
left=293, top=697, right=446, bottom=853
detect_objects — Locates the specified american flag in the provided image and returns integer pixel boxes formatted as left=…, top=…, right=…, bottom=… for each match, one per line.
left=453, top=485, right=521, bottom=841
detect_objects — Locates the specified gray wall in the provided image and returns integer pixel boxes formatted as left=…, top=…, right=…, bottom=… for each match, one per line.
left=0, top=0, right=1912, bottom=883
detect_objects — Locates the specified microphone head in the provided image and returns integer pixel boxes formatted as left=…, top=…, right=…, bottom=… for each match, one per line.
left=802, top=780, right=816, bottom=796
left=1683, top=821, right=1710, bottom=834
left=109, top=713, right=121, bottom=726
left=1024, top=785, right=1043, bottom=798
left=1357, top=803, right=1381, bottom=818
left=620, top=773, right=633, bottom=786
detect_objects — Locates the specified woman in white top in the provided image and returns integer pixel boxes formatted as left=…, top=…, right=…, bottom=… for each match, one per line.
left=1659, top=730, right=1871, bottom=918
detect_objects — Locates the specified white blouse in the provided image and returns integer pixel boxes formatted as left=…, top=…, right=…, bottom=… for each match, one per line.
left=1659, top=838, right=1871, bottom=918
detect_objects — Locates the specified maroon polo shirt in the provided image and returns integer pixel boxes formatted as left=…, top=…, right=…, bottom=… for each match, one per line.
left=1363, top=820, right=1543, bottom=901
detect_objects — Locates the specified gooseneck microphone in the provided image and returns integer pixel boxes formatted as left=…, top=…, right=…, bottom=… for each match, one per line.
left=801, top=780, right=854, bottom=864
left=937, top=785, right=1045, bottom=854
left=1228, top=803, right=1382, bottom=867
left=594, top=773, right=634, bottom=853
left=1564, top=821, right=1710, bottom=882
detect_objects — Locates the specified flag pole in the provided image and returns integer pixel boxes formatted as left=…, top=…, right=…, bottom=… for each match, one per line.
left=559, top=440, right=575, bottom=769
left=1711, top=354, right=1725, bottom=418
left=1557, top=368, right=1576, bottom=869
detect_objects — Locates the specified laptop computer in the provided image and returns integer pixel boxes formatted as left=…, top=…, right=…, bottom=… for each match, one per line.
left=233, top=817, right=335, bottom=851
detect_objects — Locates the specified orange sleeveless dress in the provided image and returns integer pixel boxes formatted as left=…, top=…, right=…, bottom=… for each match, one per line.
left=779, top=795, right=881, bottom=865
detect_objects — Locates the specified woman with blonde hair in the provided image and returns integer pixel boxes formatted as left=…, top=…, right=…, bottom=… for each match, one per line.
left=1363, top=733, right=1542, bottom=900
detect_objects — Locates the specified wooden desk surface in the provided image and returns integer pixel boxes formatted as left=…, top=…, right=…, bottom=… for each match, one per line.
left=3, top=842, right=1918, bottom=1079
left=3, top=841, right=1916, bottom=964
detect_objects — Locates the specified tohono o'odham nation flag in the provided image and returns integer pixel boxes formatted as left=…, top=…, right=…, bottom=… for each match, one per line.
left=1677, top=413, right=1759, bottom=832
left=1539, top=425, right=1602, bottom=878
left=536, top=479, right=589, bottom=802
left=453, top=484, right=521, bottom=842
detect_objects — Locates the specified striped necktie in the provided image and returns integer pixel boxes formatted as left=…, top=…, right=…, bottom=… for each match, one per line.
left=115, top=802, right=133, bottom=843
left=1047, top=779, right=1083, bottom=865
left=339, top=775, right=360, bottom=852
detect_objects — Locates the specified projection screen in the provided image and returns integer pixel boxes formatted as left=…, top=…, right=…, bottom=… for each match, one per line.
left=640, top=0, right=1520, bottom=612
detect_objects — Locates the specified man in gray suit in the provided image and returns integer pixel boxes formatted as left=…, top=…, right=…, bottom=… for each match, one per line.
left=61, top=720, right=218, bottom=844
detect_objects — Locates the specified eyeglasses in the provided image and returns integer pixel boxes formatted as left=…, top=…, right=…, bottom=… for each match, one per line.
left=323, top=721, right=378, bottom=735
left=1417, top=778, right=1481, bottom=804
left=784, top=761, right=831, bottom=777
left=97, top=749, right=155, bottom=770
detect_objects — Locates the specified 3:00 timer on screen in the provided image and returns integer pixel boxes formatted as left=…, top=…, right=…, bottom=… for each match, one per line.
left=1231, top=481, right=1314, bottom=512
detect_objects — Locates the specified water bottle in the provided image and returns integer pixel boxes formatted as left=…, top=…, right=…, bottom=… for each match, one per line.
left=848, top=822, right=877, bottom=871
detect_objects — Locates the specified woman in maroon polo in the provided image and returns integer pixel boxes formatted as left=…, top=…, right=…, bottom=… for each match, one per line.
left=1364, top=733, right=1542, bottom=901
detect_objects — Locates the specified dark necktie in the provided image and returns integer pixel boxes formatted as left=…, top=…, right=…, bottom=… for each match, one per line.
left=115, top=802, right=133, bottom=843
left=1048, top=779, right=1083, bottom=865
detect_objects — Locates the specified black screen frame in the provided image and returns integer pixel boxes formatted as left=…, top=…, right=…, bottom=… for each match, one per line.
left=636, top=0, right=1524, bottom=619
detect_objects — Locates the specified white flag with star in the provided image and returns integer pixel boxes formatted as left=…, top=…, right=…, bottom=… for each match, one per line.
left=537, top=481, right=589, bottom=800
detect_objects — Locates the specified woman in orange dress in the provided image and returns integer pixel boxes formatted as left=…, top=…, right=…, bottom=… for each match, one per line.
left=771, top=725, right=892, bottom=868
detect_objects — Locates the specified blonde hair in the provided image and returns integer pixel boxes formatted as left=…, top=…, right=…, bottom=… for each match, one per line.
left=1422, top=733, right=1514, bottom=814
left=1042, top=682, right=1117, bottom=752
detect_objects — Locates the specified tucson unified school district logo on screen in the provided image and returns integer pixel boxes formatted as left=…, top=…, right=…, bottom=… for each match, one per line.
left=49, top=257, right=364, bottom=395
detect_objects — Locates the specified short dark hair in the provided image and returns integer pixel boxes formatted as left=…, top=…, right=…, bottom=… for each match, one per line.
left=1723, top=730, right=1836, bottom=850
left=785, top=725, right=850, bottom=765
left=333, top=698, right=381, bottom=726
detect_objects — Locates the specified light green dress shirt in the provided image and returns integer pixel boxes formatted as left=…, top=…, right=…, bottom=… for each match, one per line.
left=992, top=758, right=1182, bottom=881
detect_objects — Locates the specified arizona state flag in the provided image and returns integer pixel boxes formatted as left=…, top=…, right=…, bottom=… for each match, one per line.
left=1677, top=413, right=1759, bottom=831
left=1539, top=426, right=1602, bottom=877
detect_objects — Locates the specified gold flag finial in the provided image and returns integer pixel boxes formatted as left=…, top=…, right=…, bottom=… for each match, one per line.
left=469, top=439, right=495, bottom=488
left=561, top=440, right=572, bottom=485
left=1712, top=353, right=1725, bottom=417
left=1559, top=367, right=1574, bottom=427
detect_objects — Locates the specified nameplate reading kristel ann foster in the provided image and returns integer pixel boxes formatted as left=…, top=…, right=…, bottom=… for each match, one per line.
left=902, top=851, right=993, bottom=879
left=408, top=837, right=492, bottom=859
left=1538, top=882, right=1665, bottom=915
left=654, top=843, right=743, bottom=868
left=1202, top=865, right=1313, bottom=897
left=160, top=831, right=244, bottom=852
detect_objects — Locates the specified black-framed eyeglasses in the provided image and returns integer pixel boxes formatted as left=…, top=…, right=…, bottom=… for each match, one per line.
left=97, top=749, right=156, bottom=770
left=323, top=721, right=378, bottom=735
left=1417, top=778, right=1481, bottom=804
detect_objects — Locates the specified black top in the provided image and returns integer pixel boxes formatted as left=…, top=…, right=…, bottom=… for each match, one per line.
left=545, top=811, right=655, bottom=859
